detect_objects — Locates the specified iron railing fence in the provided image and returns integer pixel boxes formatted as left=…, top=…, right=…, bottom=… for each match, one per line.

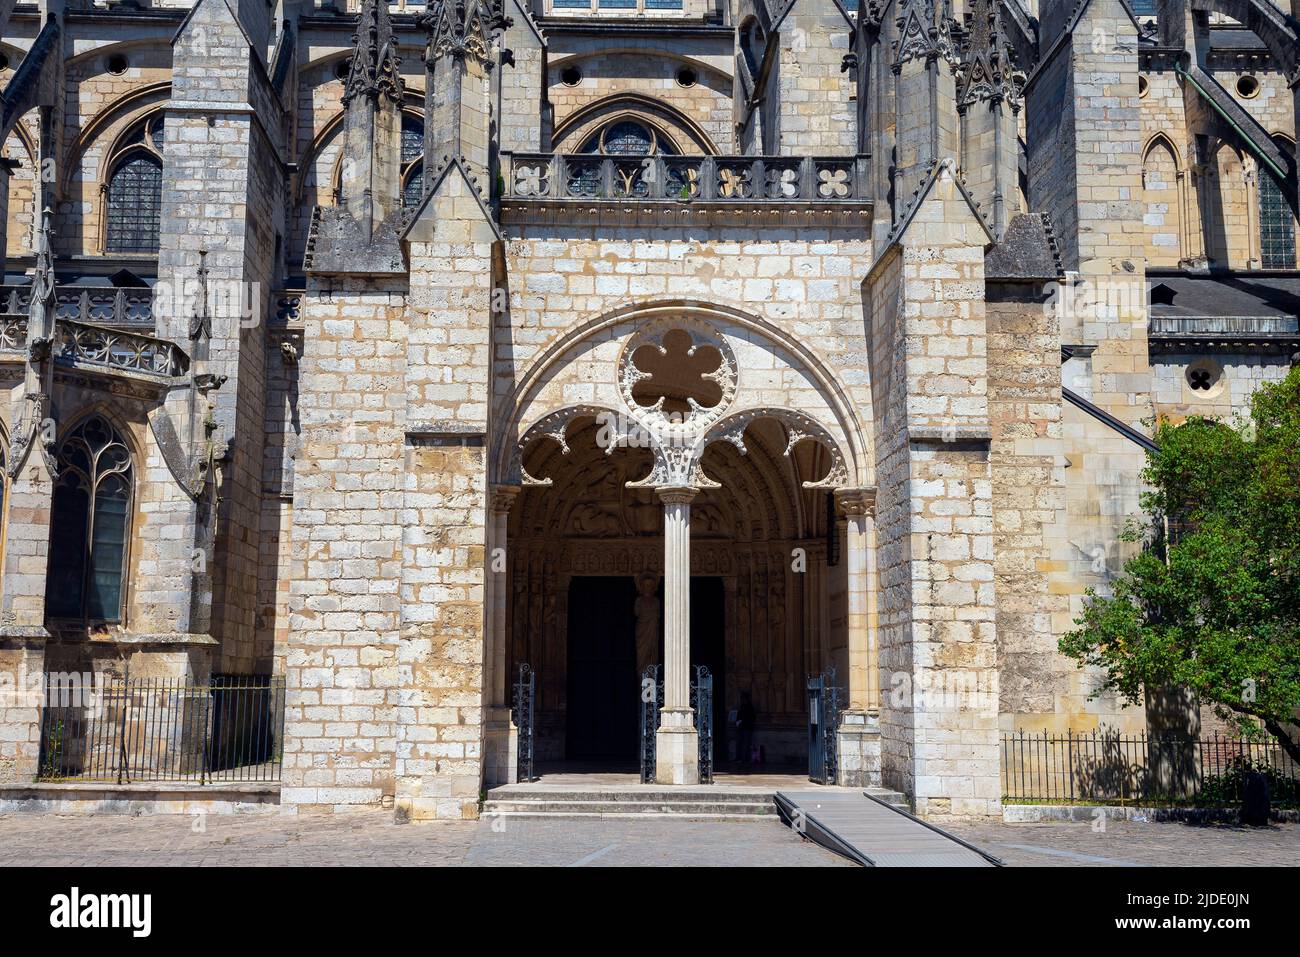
left=1002, top=730, right=1300, bottom=806
left=38, top=675, right=285, bottom=784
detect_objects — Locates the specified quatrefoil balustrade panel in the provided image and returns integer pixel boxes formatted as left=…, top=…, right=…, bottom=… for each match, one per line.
left=503, top=153, right=869, bottom=203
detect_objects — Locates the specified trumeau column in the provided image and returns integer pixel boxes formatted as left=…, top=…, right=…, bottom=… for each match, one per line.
left=656, top=486, right=699, bottom=786
left=483, top=484, right=519, bottom=787
left=834, top=487, right=882, bottom=788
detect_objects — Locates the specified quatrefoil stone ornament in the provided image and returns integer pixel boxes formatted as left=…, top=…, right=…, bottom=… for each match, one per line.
left=817, top=167, right=851, bottom=198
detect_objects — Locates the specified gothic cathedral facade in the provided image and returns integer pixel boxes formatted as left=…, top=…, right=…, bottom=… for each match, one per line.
left=0, top=0, right=1295, bottom=819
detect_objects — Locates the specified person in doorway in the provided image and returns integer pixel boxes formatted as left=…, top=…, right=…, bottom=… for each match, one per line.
left=736, top=692, right=756, bottom=768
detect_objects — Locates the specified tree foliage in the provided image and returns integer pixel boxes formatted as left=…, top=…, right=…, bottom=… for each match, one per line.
left=1060, top=367, right=1300, bottom=763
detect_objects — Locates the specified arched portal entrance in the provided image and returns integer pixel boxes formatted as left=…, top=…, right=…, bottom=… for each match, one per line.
left=483, top=306, right=880, bottom=786
left=507, top=412, right=841, bottom=773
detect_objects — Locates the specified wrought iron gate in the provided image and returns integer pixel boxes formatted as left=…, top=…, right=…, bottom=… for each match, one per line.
left=692, top=665, right=714, bottom=784
left=639, top=664, right=714, bottom=784
left=638, top=664, right=663, bottom=784
left=512, top=663, right=537, bottom=783
left=807, top=666, right=844, bottom=785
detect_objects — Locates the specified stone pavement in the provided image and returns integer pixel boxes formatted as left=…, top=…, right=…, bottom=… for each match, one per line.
left=948, top=821, right=1300, bottom=867
left=0, top=810, right=1293, bottom=867
left=0, top=810, right=847, bottom=867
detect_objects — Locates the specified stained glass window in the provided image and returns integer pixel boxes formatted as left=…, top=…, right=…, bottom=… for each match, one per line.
left=401, top=115, right=424, bottom=165
left=105, top=153, right=162, bottom=254
left=45, top=416, right=134, bottom=623
left=577, top=120, right=677, bottom=156
left=1259, top=164, right=1296, bottom=269
left=401, top=115, right=424, bottom=210
left=403, top=162, right=424, bottom=210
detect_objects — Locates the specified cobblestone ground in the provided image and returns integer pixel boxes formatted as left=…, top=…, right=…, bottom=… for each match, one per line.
left=0, top=812, right=1293, bottom=866
left=948, top=821, right=1300, bottom=867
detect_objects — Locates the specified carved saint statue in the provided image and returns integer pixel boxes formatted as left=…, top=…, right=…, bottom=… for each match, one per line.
left=634, top=573, right=660, bottom=676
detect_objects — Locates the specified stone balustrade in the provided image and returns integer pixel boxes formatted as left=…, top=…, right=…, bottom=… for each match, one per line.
left=0, top=285, right=154, bottom=328
left=502, top=152, right=869, bottom=204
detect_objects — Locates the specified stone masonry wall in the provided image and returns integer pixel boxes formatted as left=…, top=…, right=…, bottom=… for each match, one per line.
left=865, top=167, right=1000, bottom=818
left=282, top=280, right=408, bottom=812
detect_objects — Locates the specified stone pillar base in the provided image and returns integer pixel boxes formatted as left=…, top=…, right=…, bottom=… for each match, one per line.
left=482, top=706, right=518, bottom=787
left=836, top=710, right=882, bottom=788
left=0, top=629, right=47, bottom=784
left=655, top=708, right=699, bottom=785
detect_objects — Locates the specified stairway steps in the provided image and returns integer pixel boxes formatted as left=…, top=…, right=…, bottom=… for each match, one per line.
left=480, top=785, right=910, bottom=820
left=484, top=798, right=776, bottom=817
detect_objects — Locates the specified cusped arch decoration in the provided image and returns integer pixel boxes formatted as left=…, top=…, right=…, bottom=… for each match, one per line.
left=498, top=302, right=871, bottom=492
left=702, top=407, right=849, bottom=491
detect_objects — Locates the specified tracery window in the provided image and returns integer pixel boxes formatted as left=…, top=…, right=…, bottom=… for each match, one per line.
left=577, top=120, right=678, bottom=156
left=105, top=114, right=165, bottom=254
left=401, top=114, right=425, bottom=210
left=1259, top=140, right=1297, bottom=269
left=45, top=416, right=134, bottom=624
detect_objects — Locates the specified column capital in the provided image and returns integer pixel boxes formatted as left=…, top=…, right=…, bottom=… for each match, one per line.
left=834, top=486, right=876, bottom=517
left=489, top=484, right=520, bottom=515
left=656, top=485, right=699, bottom=506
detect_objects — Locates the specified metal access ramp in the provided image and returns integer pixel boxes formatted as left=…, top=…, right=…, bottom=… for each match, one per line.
left=774, top=790, right=1003, bottom=867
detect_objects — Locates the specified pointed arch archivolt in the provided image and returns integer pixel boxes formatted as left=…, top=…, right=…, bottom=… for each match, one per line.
left=495, top=301, right=872, bottom=491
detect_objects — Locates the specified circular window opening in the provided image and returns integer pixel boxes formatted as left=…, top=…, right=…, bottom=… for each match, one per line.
left=1236, top=74, right=1260, bottom=99
left=1138, top=74, right=1149, bottom=98
left=561, top=65, right=582, bottom=87
left=1186, top=359, right=1226, bottom=397
left=335, top=59, right=350, bottom=81
left=676, top=66, right=698, bottom=89
left=106, top=54, right=129, bottom=76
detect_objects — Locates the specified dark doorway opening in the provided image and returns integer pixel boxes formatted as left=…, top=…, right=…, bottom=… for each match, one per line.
left=691, top=576, right=726, bottom=764
left=565, top=576, right=638, bottom=765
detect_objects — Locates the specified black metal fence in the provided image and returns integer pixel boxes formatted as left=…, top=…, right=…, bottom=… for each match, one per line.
left=38, top=675, right=285, bottom=784
left=1002, top=730, right=1300, bottom=806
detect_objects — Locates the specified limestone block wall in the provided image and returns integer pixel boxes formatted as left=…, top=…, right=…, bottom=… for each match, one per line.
left=393, top=171, right=497, bottom=821
left=500, top=3, right=546, bottom=155
left=282, top=280, right=408, bottom=812
left=1151, top=352, right=1293, bottom=420
left=546, top=47, right=735, bottom=153
left=495, top=223, right=877, bottom=434
left=772, top=0, right=856, bottom=156
left=4, top=120, right=38, bottom=260
left=864, top=169, right=1000, bottom=818
left=986, top=298, right=1069, bottom=722
left=257, top=334, right=300, bottom=675
left=0, top=644, right=43, bottom=783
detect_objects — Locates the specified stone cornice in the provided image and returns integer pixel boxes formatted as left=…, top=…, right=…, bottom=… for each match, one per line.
left=499, top=199, right=874, bottom=231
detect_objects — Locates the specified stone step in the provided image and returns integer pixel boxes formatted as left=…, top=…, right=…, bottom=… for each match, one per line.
left=865, top=787, right=909, bottom=809
left=484, top=788, right=776, bottom=805
left=482, top=798, right=777, bottom=818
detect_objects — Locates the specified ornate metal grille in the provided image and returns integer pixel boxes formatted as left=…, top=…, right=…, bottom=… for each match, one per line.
left=512, top=663, right=537, bottom=783
left=638, top=664, right=713, bottom=784
left=1259, top=168, right=1296, bottom=269
left=105, top=154, right=162, bottom=254
left=807, top=666, right=844, bottom=785
left=692, top=665, right=714, bottom=785
left=639, top=664, right=662, bottom=784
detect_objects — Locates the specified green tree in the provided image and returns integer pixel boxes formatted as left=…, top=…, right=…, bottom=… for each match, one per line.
left=1060, top=367, right=1300, bottom=764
